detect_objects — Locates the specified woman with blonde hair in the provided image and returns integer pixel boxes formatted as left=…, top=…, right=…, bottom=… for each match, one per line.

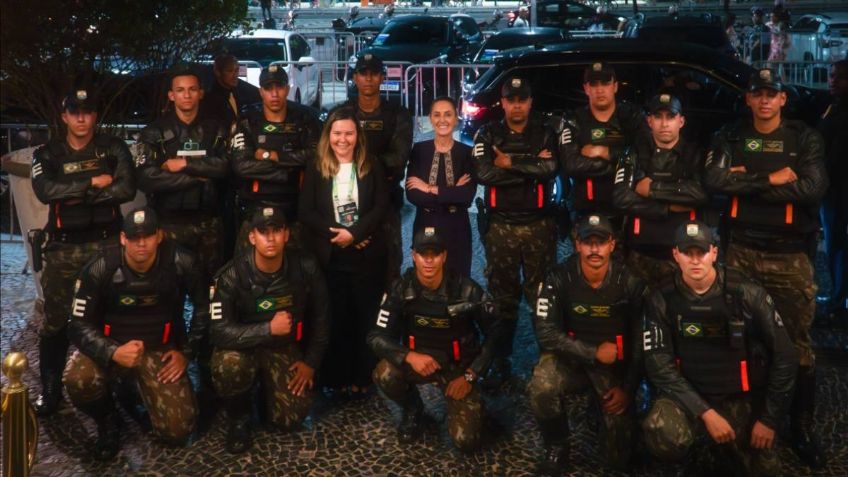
left=298, top=106, right=388, bottom=398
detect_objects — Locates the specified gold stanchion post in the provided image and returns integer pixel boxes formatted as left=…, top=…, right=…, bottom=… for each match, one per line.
left=2, top=352, right=38, bottom=477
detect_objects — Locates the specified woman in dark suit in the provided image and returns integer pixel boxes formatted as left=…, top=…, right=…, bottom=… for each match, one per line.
left=299, top=106, right=388, bottom=398
left=406, top=97, right=476, bottom=277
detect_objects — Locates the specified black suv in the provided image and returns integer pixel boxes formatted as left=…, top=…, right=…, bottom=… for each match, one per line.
left=459, top=39, right=826, bottom=144
left=346, top=14, right=484, bottom=106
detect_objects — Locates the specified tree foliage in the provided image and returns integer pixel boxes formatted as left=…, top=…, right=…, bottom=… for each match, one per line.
left=0, top=0, right=248, bottom=134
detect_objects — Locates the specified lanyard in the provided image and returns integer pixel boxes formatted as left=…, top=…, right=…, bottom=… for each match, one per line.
left=332, top=162, right=357, bottom=205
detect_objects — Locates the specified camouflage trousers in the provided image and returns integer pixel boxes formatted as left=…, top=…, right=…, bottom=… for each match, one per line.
left=372, top=359, right=483, bottom=451
left=642, top=395, right=780, bottom=475
left=626, top=249, right=678, bottom=286
left=727, top=244, right=816, bottom=367
left=161, top=216, right=223, bottom=282
left=210, top=344, right=313, bottom=430
left=485, top=217, right=557, bottom=357
left=40, top=238, right=117, bottom=336
left=527, top=352, right=634, bottom=469
left=63, top=350, right=197, bottom=442
left=235, top=219, right=303, bottom=257
left=383, top=207, right=402, bottom=286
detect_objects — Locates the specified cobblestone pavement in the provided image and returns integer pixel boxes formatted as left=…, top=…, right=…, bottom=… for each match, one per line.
left=2, top=206, right=847, bottom=476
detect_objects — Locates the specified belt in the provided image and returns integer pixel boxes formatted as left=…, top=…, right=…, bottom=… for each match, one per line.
left=51, top=225, right=118, bottom=244
left=421, top=206, right=462, bottom=214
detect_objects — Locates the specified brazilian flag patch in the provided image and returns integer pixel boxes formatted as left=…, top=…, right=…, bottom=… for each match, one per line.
left=255, top=295, right=293, bottom=312
left=118, top=295, right=137, bottom=306
left=682, top=322, right=703, bottom=337
left=744, top=138, right=763, bottom=152
left=263, top=123, right=280, bottom=133
left=591, top=128, right=606, bottom=140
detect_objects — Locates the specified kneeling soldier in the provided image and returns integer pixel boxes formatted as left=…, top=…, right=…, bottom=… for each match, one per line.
left=529, top=214, right=647, bottom=475
left=210, top=206, right=330, bottom=453
left=368, top=227, right=503, bottom=452
left=642, top=221, right=798, bottom=474
left=64, top=206, right=207, bottom=460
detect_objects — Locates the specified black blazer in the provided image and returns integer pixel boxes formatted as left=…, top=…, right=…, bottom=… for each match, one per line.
left=298, top=156, right=389, bottom=268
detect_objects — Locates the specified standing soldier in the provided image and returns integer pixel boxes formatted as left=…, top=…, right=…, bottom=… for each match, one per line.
left=642, top=221, right=798, bottom=474
left=136, top=67, right=229, bottom=283
left=367, top=227, right=503, bottom=451
left=30, top=88, right=136, bottom=415
left=337, top=54, right=413, bottom=284
left=613, top=94, right=708, bottom=283
left=529, top=215, right=646, bottom=475
left=210, top=206, right=330, bottom=454
left=560, top=63, right=646, bottom=228
left=704, top=68, right=828, bottom=469
left=231, top=64, right=322, bottom=254
left=63, top=207, right=206, bottom=460
left=472, top=77, right=559, bottom=383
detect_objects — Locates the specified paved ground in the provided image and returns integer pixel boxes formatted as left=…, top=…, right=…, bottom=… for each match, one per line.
left=1, top=203, right=847, bottom=476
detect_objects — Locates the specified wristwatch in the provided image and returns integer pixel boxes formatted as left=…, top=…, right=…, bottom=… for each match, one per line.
left=464, top=370, right=476, bottom=383
left=261, top=150, right=271, bottom=160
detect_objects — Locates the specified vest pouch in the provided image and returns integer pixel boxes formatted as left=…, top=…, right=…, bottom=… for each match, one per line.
left=55, top=201, right=94, bottom=231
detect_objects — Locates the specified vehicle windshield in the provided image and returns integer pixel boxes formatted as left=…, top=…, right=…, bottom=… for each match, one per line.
left=221, top=38, right=288, bottom=64
left=477, top=34, right=564, bottom=62
left=640, top=26, right=728, bottom=48
left=373, top=21, right=449, bottom=46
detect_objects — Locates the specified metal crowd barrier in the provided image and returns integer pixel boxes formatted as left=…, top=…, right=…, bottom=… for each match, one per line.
left=403, top=63, right=494, bottom=135
left=298, top=30, right=360, bottom=64
left=752, top=60, right=833, bottom=90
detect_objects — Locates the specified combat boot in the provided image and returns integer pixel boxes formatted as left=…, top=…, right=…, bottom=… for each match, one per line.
left=34, top=332, right=69, bottom=416
left=790, top=367, right=827, bottom=469
left=78, top=395, right=121, bottom=461
left=397, top=389, right=424, bottom=443
left=225, top=393, right=253, bottom=454
left=536, top=417, right=569, bottom=476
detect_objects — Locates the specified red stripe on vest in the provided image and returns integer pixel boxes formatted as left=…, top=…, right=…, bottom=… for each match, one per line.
left=489, top=187, right=497, bottom=208
left=162, top=322, right=171, bottom=344
left=537, top=183, right=544, bottom=208
left=586, top=179, right=594, bottom=201
left=452, top=340, right=461, bottom=362
left=730, top=196, right=738, bottom=218
left=616, top=335, right=624, bottom=361
left=296, top=322, right=303, bottom=342
left=633, top=217, right=640, bottom=235
left=408, top=335, right=415, bottom=350
left=103, top=324, right=111, bottom=337
left=740, top=360, right=750, bottom=392
left=785, top=203, right=793, bottom=224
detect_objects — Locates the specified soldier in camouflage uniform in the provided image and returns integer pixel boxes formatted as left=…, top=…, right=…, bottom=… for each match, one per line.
left=209, top=206, right=329, bottom=454
left=30, top=89, right=136, bottom=415
left=230, top=65, right=322, bottom=255
left=529, top=215, right=646, bottom=475
left=135, top=67, right=228, bottom=283
left=367, top=227, right=503, bottom=451
left=642, top=221, right=797, bottom=475
left=704, top=69, right=829, bottom=468
left=471, top=77, right=559, bottom=382
left=64, top=207, right=206, bottom=460
left=334, top=54, right=413, bottom=285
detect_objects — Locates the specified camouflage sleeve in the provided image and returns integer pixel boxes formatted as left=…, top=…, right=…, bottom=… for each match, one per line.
left=744, top=283, right=798, bottom=429
left=67, top=257, right=120, bottom=369
left=366, top=280, right=408, bottom=368
left=642, top=289, right=711, bottom=419
left=534, top=270, right=598, bottom=365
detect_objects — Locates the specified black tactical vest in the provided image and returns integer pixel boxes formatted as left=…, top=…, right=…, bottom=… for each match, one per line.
left=485, top=120, right=555, bottom=213
left=147, top=118, right=223, bottom=214
left=662, top=270, right=767, bottom=395
left=237, top=115, right=306, bottom=214
left=571, top=108, right=630, bottom=215
left=102, top=241, right=180, bottom=348
left=728, top=122, right=817, bottom=234
left=401, top=275, right=479, bottom=367
left=357, top=103, right=398, bottom=159
left=561, top=263, right=630, bottom=363
left=49, top=137, right=120, bottom=232
left=627, top=141, right=699, bottom=251
left=234, top=253, right=308, bottom=345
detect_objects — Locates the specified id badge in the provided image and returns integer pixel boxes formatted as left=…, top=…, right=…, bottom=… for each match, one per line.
left=337, top=202, right=359, bottom=227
